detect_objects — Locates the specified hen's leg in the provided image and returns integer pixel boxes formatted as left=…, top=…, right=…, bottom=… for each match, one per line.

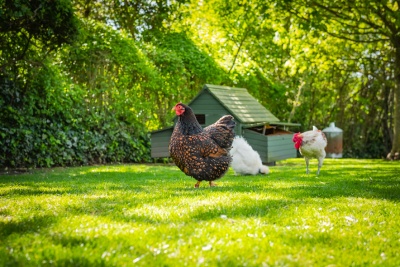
left=209, top=181, right=216, bottom=187
left=305, top=158, right=310, bottom=174
left=317, top=157, right=324, bottom=175
left=195, top=181, right=201, bottom=188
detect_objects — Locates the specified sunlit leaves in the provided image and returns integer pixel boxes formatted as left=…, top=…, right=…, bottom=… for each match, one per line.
left=172, top=0, right=396, bottom=157
left=2, top=0, right=398, bottom=168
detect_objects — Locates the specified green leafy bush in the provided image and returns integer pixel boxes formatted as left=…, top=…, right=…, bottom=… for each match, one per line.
left=0, top=25, right=152, bottom=168
left=0, top=115, right=151, bottom=168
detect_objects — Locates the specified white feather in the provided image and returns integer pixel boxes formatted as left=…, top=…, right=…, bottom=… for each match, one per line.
left=229, top=136, right=269, bottom=175
left=297, top=126, right=328, bottom=175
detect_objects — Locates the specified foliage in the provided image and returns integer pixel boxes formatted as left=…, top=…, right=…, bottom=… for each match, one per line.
left=0, top=159, right=399, bottom=266
left=172, top=0, right=398, bottom=158
left=0, top=115, right=150, bottom=168
left=0, top=61, right=151, bottom=168
left=0, top=0, right=79, bottom=49
left=142, top=32, right=230, bottom=127
left=0, top=11, right=152, bottom=168
left=1, top=0, right=399, bottom=168
left=275, top=0, right=400, bottom=157
left=0, top=6, right=230, bottom=168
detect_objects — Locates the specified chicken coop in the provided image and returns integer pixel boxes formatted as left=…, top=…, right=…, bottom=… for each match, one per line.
left=151, top=84, right=300, bottom=164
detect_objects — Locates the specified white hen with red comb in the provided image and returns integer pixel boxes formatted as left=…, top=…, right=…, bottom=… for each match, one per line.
left=292, top=126, right=328, bottom=175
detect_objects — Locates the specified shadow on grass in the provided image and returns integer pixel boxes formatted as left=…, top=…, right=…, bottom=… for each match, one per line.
left=284, top=179, right=400, bottom=201
left=1, top=161, right=399, bottom=203
left=0, top=166, right=183, bottom=196
left=0, top=160, right=399, bottom=237
left=2, top=251, right=104, bottom=267
left=0, top=214, right=58, bottom=237
left=190, top=198, right=294, bottom=221
left=177, top=175, right=400, bottom=202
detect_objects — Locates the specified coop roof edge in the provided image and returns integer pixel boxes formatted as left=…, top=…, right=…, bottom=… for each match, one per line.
left=242, top=121, right=301, bottom=129
left=198, top=84, right=280, bottom=124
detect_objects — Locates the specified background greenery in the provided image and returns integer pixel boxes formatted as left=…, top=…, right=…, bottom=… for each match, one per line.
left=1, top=0, right=399, bottom=168
left=0, top=159, right=399, bottom=266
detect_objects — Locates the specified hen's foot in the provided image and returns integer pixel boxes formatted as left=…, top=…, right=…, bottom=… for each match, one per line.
left=209, top=181, right=217, bottom=187
left=195, top=181, right=201, bottom=188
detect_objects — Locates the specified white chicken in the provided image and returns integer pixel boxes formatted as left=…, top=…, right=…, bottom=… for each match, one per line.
left=292, top=126, right=328, bottom=175
left=229, top=136, right=269, bottom=175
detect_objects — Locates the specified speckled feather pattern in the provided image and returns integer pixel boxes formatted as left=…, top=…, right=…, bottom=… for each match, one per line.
left=169, top=104, right=235, bottom=182
left=203, top=115, right=235, bottom=149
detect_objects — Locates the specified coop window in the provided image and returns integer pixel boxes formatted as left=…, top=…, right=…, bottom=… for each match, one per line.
left=195, top=114, right=206, bottom=125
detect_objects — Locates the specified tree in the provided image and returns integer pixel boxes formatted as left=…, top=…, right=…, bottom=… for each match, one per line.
left=170, top=0, right=395, bottom=157
left=0, top=0, right=79, bottom=65
left=0, top=0, right=79, bottom=111
left=280, top=0, right=400, bottom=159
left=73, top=0, right=189, bottom=40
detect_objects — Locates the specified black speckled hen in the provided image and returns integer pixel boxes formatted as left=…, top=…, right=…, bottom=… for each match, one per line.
left=169, top=103, right=235, bottom=187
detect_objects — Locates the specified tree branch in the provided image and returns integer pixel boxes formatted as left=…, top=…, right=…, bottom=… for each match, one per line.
left=325, top=31, right=390, bottom=43
left=0, top=31, right=33, bottom=72
left=313, top=2, right=387, bottom=34
left=288, top=2, right=390, bottom=42
left=374, top=3, right=398, bottom=35
left=228, top=29, right=249, bottom=74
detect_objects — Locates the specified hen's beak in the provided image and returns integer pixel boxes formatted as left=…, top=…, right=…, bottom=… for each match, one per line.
left=174, top=105, right=185, bottom=114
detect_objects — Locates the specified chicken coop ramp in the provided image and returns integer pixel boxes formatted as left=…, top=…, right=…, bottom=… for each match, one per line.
left=194, top=84, right=280, bottom=124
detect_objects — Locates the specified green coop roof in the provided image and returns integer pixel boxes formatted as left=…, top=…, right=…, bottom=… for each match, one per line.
left=191, top=84, right=280, bottom=124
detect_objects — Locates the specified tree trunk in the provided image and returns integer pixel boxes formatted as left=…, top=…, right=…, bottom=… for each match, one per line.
left=388, top=37, right=400, bottom=160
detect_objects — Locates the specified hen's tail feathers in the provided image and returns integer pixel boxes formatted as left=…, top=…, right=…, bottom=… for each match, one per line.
left=217, top=115, right=235, bottom=129
left=312, top=126, right=318, bottom=131
left=259, top=165, right=269, bottom=174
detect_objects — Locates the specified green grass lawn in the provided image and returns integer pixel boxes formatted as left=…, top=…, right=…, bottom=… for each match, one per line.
left=0, top=158, right=399, bottom=266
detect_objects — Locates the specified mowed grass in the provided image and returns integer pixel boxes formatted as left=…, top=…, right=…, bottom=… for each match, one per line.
left=0, top=158, right=399, bottom=266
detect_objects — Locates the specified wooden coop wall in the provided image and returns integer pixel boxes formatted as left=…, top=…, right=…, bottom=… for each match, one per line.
left=151, top=128, right=173, bottom=158
left=243, top=127, right=296, bottom=164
